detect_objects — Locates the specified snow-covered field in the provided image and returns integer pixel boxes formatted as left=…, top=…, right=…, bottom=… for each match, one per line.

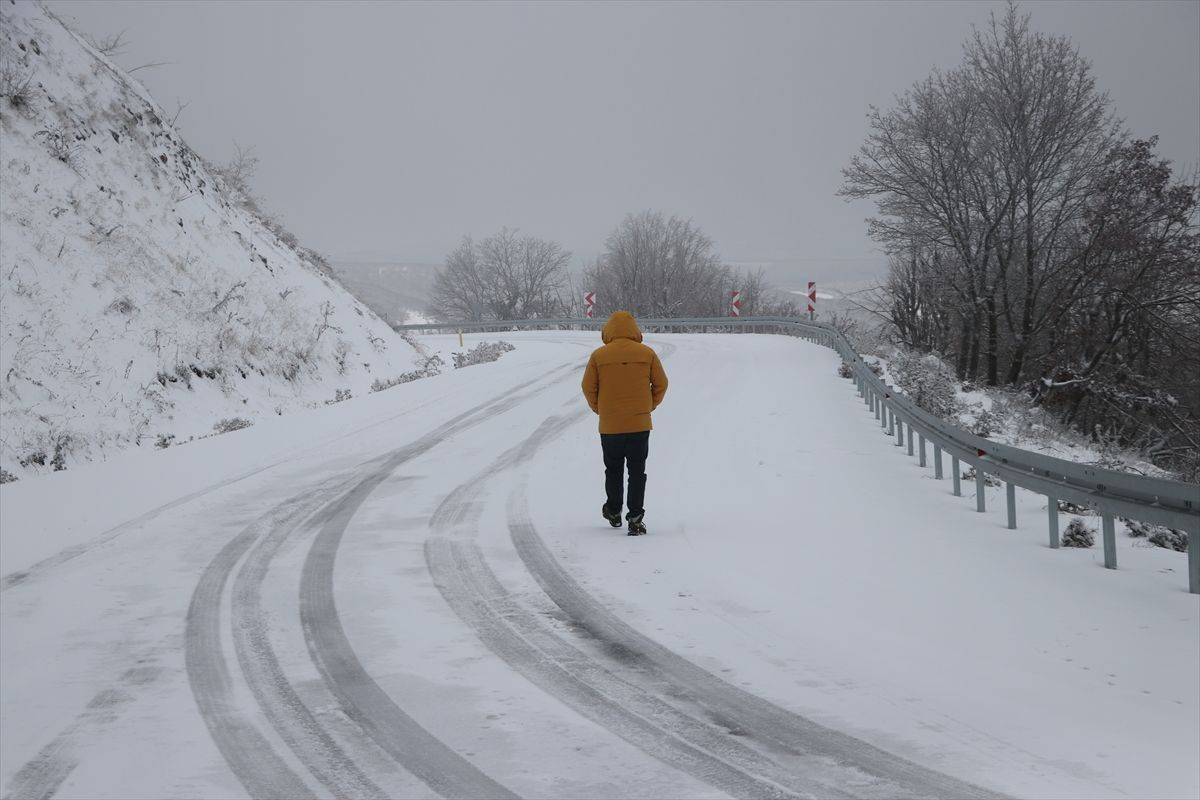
left=2, top=331, right=1195, bottom=800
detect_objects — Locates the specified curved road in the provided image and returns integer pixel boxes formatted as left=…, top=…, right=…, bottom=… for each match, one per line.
left=5, top=331, right=1188, bottom=799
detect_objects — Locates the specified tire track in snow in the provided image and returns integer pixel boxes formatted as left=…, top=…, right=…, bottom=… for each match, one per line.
left=427, top=537, right=809, bottom=800
left=231, top=502, right=392, bottom=800
left=295, top=366, right=579, bottom=799
left=426, top=412, right=850, bottom=799
left=2, top=666, right=160, bottom=800
left=0, top=352, right=573, bottom=594
left=1, top=460, right=291, bottom=593
left=185, top=492, right=322, bottom=800
left=506, top=489, right=1007, bottom=799
left=187, top=369, right=570, bottom=800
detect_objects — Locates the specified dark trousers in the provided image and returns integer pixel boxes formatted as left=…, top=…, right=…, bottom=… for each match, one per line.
left=601, top=431, right=650, bottom=517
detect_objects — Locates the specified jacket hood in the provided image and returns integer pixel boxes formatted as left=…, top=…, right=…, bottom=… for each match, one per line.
left=601, top=311, right=643, bottom=344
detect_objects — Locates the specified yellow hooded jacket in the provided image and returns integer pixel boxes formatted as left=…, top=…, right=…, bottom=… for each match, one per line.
left=581, top=311, right=668, bottom=434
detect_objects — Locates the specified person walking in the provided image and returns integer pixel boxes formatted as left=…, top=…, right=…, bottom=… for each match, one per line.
left=581, top=311, right=668, bottom=535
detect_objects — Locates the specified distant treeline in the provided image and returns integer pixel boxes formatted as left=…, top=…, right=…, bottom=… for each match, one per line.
left=427, top=213, right=801, bottom=323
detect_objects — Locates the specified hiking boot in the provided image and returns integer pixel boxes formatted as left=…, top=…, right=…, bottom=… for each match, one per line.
left=626, top=512, right=647, bottom=536
left=602, top=504, right=623, bottom=528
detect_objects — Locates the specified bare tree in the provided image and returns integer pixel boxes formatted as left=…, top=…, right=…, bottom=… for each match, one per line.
left=842, top=4, right=1121, bottom=385
left=883, top=244, right=957, bottom=353
left=1036, top=139, right=1200, bottom=470
left=428, top=229, right=571, bottom=322
left=587, top=211, right=727, bottom=318
left=209, top=143, right=260, bottom=204
left=85, top=30, right=127, bottom=57
left=428, top=237, right=486, bottom=321
left=841, top=2, right=1199, bottom=477
left=841, top=65, right=1011, bottom=380
left=964, top=5, right=1123, bottom=385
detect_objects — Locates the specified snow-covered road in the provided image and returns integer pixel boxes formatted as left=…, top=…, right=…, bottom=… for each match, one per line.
left=2, top=332, right=1196, bottom=799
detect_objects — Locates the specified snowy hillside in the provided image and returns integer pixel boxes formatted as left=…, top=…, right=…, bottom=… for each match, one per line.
left=0, top=1, right=422, bottom=477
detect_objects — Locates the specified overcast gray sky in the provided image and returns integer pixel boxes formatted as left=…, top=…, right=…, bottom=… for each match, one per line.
left=49, top=0, right=1200, bottom=281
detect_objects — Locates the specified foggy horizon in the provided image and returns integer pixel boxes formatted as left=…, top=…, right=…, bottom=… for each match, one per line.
left=47, top=0, right=1200, bottom=283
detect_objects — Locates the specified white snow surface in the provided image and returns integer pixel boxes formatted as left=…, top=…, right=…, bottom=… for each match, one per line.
left=0, top=2, right=422, bottom=477
left=2, top=331, right=1196, bottom=800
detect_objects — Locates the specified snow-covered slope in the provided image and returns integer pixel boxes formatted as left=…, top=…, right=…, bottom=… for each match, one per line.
left=0, top=1, right=421, bottom=476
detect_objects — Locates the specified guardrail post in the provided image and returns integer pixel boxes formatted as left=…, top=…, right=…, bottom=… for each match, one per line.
left=952, top=456, right=961, bottom=496
left=1189, top=526, right=1199, bottom=594
left=1102, top=513, right=1117, bottom=569
left=976, top=469, right=986, bottom=512
left=1006, top=483, right=1017, bottom=529
left=907, top=426, right=914, bottom=457
left=1048, top=498, right=1059, bottom=548
left=887, top=408, right=894, bottom=436
left=918, top=434, right=927, bottom=467
left=895, top=418, right=903, bottom=446
left=934, top=445, right=943, bottom=479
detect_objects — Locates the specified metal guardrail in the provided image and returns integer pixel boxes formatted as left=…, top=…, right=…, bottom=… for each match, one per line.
left=396, top=315, right=1200, bottom=593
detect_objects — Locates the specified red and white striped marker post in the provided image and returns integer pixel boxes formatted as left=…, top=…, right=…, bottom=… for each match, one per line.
left=730, top=290, right=742, bottom=317
left=807, top=281, right=817, bottom=319
left=584, top=291, right=596, bottom=319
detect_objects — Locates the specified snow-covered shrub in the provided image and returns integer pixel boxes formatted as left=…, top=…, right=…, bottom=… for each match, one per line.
left=19, top=451, right=46, bottom=468
left=1148, top=527, right=1188, bottom=553
left=1125, top=519, right=1152, bottom=538
left=17, top=432, right=71, bottom=472
left=370, top=354, right=443, bottom=393
left=212, top=417, right=253, bottom=434
left=1, top=61, right=34, bottom=114
left=1061, top=518, right=1095, bottom=548
left=961, top=466, right=1002, bottom=487
left=888, top=350, right=959, bottom=418
left=154, top=365, right=191, bottom=389
left=106, top=297, right=137, bottom=315
left=452, top=341, right=515, bottom=369
left=34, top=125, right=81, bottom=165
left=370, top=372, right=424, bottom=392
left=154, top=433, right=175, bottom=449
left=966, top=404, right=1000, bottom=438
left=0, top=468, right=17, bottom=484
left=371, top=376, right=409, bottom=393
left=333, top=339, right=351, bottom=374
left=1057, top=500, right=1093, bottom=515
left=839, top=360, right=881, bottom=381
left=325, top=388, right=352, bottom=405
left=1125, top=520, right=1189, bottom=552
